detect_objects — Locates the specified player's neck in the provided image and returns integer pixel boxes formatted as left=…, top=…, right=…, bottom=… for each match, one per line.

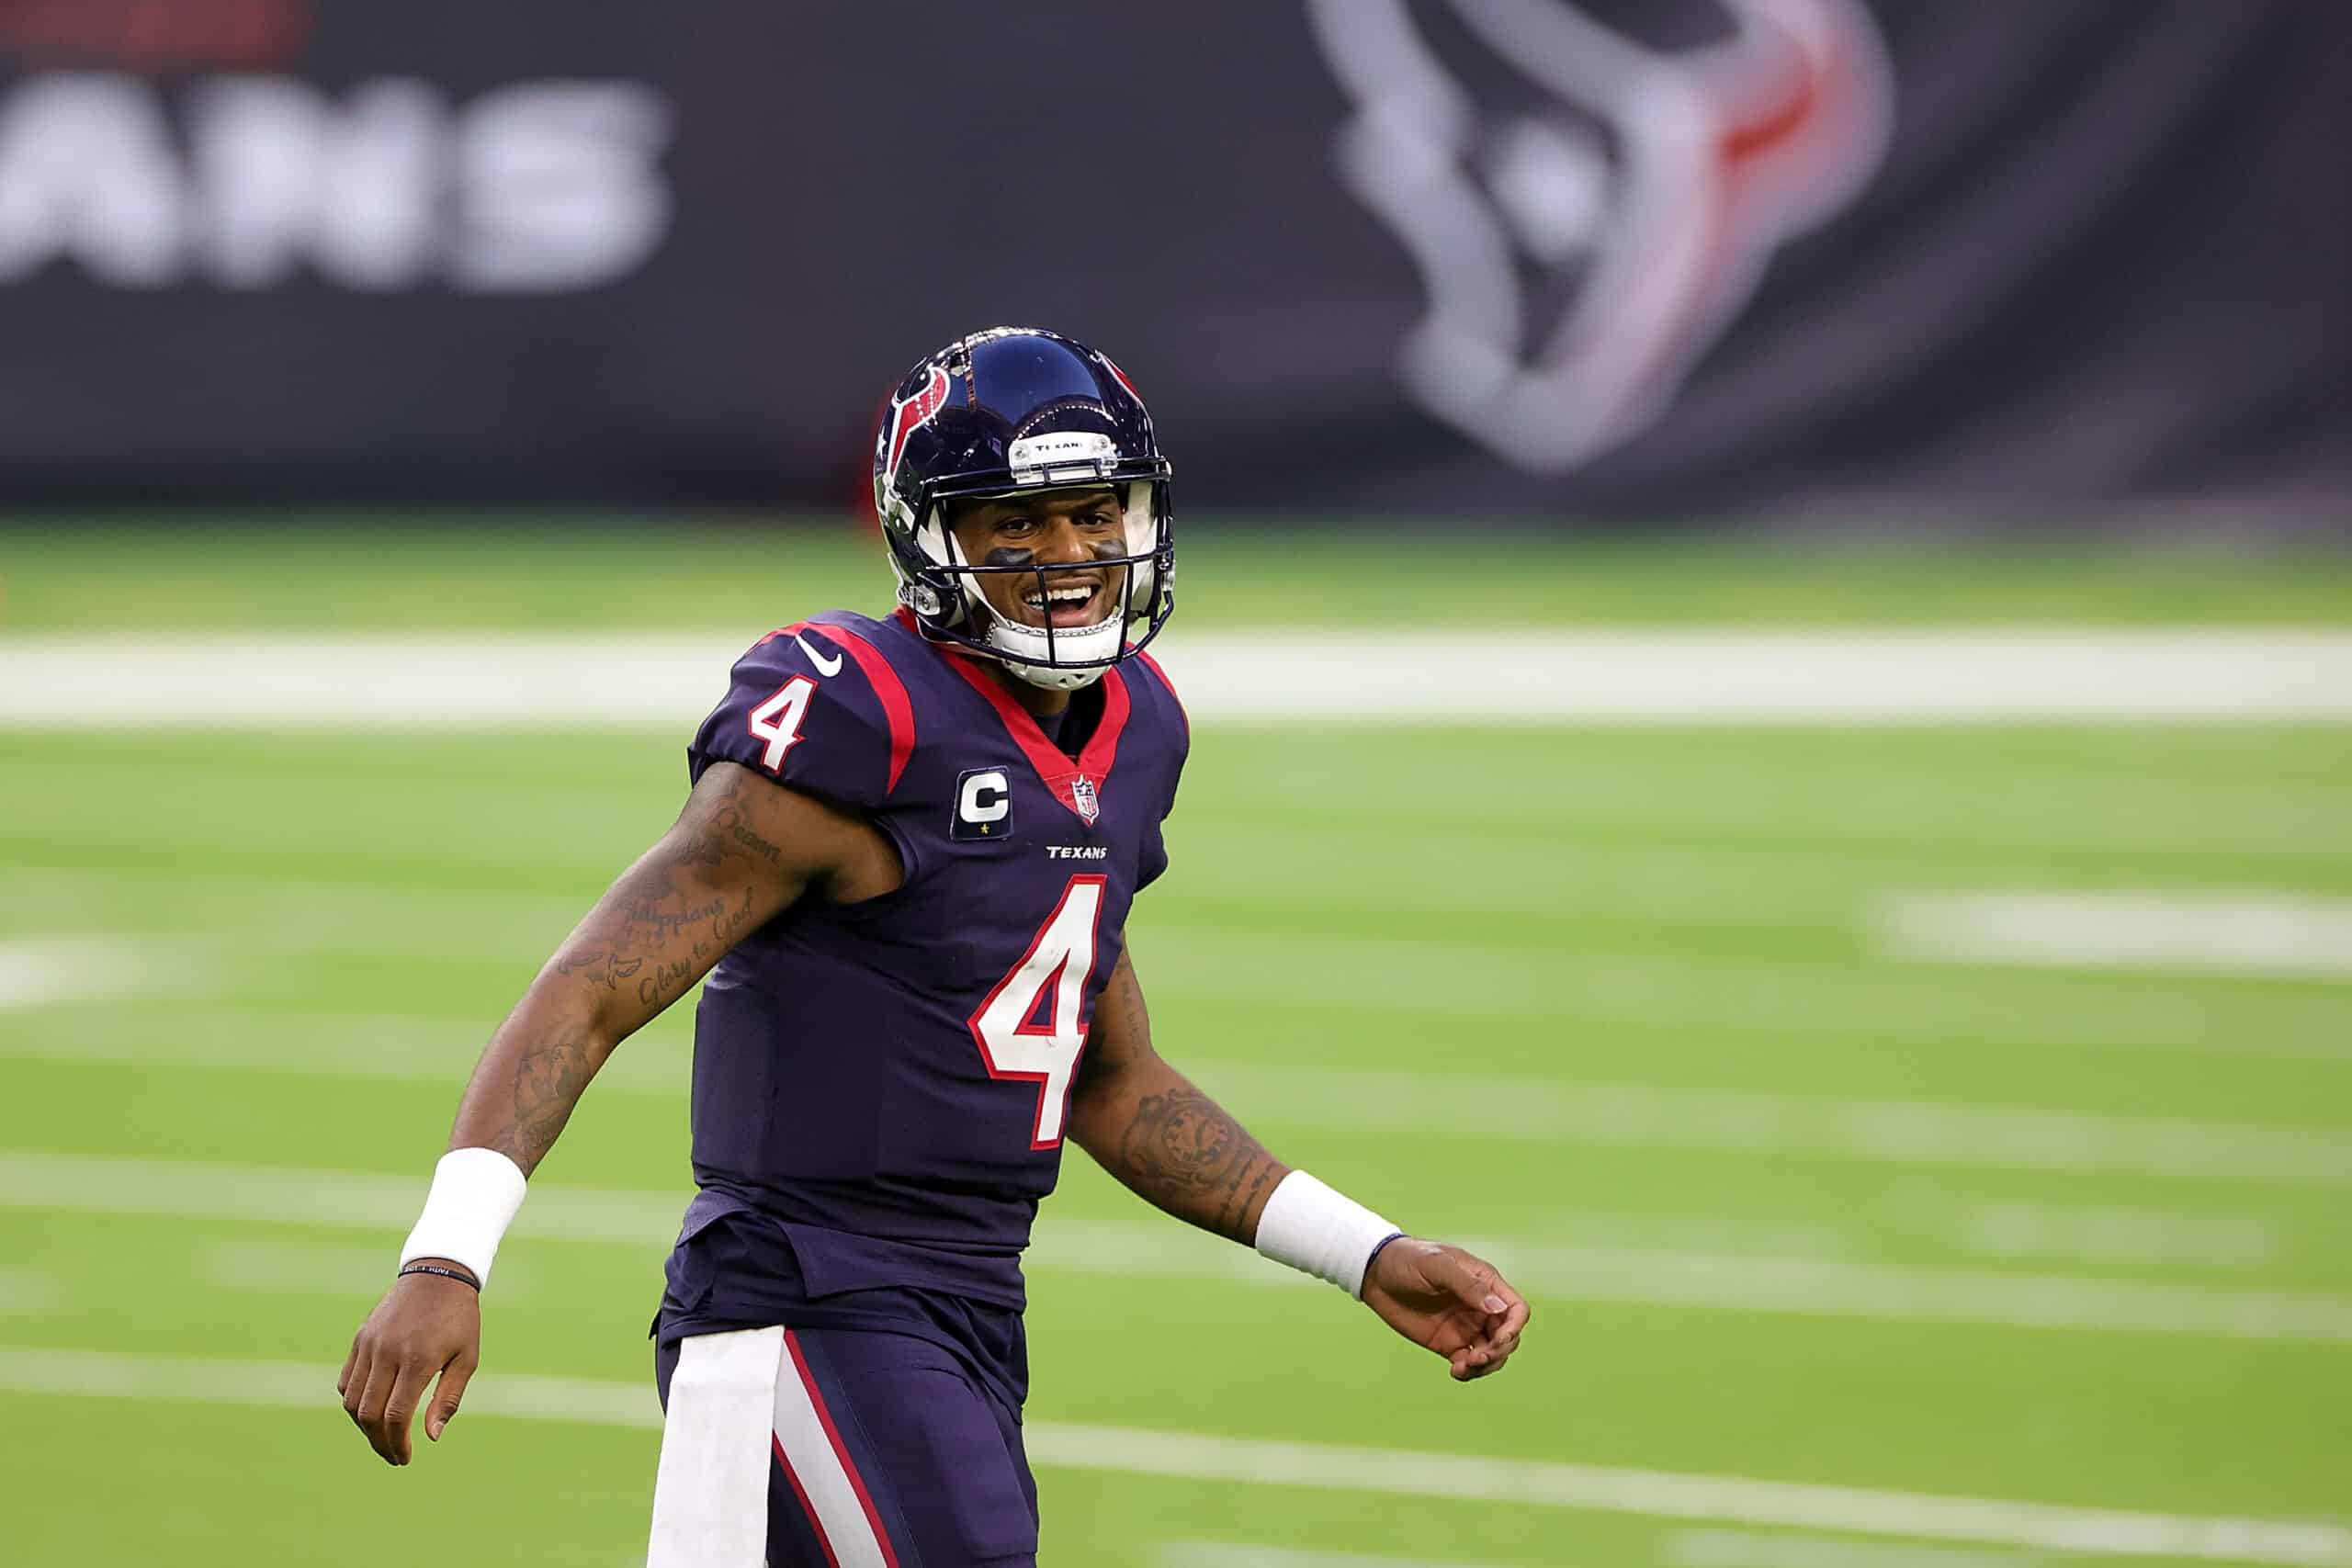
left=988, top=664, right=1072, bottom=719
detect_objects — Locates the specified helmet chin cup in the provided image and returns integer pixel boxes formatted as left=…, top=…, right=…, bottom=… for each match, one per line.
left=995, top=644, right=1112, bottom=692
left=977, top=608, right=1122, bottom=691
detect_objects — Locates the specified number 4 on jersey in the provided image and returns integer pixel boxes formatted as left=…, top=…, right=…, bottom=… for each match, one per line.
left=969, top=875, right=1104, bottom=1147
left=748, top=677, right=816, bottom=772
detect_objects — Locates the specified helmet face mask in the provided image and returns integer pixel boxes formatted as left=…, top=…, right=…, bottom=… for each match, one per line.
left=874, top=328, right=1175, bottom=691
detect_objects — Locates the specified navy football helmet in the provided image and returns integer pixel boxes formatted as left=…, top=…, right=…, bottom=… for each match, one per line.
left=873, top=327, right=1174, bottom=690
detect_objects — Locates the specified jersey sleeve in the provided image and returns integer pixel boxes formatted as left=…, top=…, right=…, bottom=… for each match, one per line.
left=1128, top=651, right=1189, bottom=894
left=688, top=625, right=912, bottom=810
left=1136, top=813, right=1173, bottom=893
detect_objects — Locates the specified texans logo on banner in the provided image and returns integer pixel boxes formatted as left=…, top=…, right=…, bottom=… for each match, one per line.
left=1304, top=0, right=1894, bottom=474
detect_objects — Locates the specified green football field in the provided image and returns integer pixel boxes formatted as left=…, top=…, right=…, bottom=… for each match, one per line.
left=1, top=524, right=2347, bottom=1567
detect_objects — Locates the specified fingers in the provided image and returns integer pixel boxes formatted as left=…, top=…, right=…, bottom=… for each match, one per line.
left=1420, top=1247, right=1505, bottom=1315
left=357, top=1353, right=420, bottom=1465
left=346, top=1346, right=397, bottom=1462
left=1478, top=1279, right=1529, bottom=1350
left=1441, top=1253, right=1530, bottom=1382
left=342, top=1276, right=483, bottom=1464
left=426, top=1348, right=479, bottom=1442
left=1363, top=1239, right=1532, bottom=1382
left=381, top=1354, right=440, bottom=1464
left=1493, top=1291, right=1531, bottom=1350
left=340, top=1340, right=372, bottom=1439
left=344, top=1340, right=436, bottom=1465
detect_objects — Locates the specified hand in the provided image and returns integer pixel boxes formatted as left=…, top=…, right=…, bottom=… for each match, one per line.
left=1360, top=1237, right=1530, bottom=1382
left=338, top=1262, right=483, bottom=1464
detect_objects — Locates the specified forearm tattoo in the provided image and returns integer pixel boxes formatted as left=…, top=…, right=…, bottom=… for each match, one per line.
left=1116, top=1084, right=1286, bottom=1244
left=484, top=1034, right=594, bottom=1174
left=470, top=767, right=786, bottom=1173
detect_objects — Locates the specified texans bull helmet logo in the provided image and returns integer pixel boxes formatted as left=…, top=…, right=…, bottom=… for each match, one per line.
left=1305, top=0, right=1894, bottom=473
left=880, top=365, right=954, bottom=507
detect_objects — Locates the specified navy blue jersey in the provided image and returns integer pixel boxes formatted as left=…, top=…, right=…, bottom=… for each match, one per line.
left=675, top=608, right=1188, bottom=1310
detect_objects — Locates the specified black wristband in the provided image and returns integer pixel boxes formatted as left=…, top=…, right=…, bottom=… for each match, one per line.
left=399, top=1262, right=481, bottom=1291
left=1364, top=1230, right=1408, bottom=1274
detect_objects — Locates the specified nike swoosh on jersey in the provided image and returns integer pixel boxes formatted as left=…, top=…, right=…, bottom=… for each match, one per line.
left=795, top=635, right=846, bottom=678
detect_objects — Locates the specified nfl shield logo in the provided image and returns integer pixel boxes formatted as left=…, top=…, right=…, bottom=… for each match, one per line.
left=1069, top=774, right=1101, bottom=824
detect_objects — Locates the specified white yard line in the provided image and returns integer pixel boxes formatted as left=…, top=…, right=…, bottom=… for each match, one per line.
left=3, top=1016, right=2344, bottom=1189
left=1137, top=935, right=2352, bottom=1061
left=0, top=938, right=209, bottom=1013
left=1157, top=1543, right=1521, bottom=1568
left=1034, top=1425, right=2352, bottom=1564
left=3, top=1150, right=2347, bottom=1343
left=0, top=1003, right=691, bottom=1091
left=4, top=1015, right=2343, bottom=1188
left=1882, top=893, right=2352, bottom=981
left=12, top=860, right=2348, bottom=1061
left=1668, top=1527, right=2041, bottom=1568
left=198, top=1238, right=536, bottom=1302
left=0, top=1149, right=684, bottom=1243
left=2, top=1346, right=2342, bottom=1564
left=1159, top=1534, right=2065, bottom=1568
left=1032, top=1216, right=2352, bottom=1344
left=5, top=630, right=2351, bottom=726
left=1175, top=1060, right=2352, bottom=1190
left=9, top=1354, right=2342, bottom=1568
left=1953, top=1201, right=2278, bottom=1273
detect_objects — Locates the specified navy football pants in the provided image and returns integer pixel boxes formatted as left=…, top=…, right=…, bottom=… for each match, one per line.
left=655, top=1325, right=1039, bottom=1567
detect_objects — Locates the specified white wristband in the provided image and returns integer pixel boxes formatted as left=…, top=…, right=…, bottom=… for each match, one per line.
left=1252, top=1170, right=1399, bottom=1299
left=399, top=1147, right=528, bottom=1289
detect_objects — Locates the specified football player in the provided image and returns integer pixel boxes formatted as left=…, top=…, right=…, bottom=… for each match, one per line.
left=338, top=327, right=1531, bottom=1567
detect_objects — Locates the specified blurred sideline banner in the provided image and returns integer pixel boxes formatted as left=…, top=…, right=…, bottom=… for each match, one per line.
left=0, top=0, right=2343, bottom=521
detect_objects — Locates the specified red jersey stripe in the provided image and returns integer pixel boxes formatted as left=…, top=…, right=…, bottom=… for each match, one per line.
left=783, top=1330, right=903, bottom=1568
left=770, top=1433, right=848, bottom=1568
left=805, top=622, right=916, bottom=796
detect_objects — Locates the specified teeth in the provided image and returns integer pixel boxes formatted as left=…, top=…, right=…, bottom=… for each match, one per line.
left=1023, top=585, right=1097, bottom=607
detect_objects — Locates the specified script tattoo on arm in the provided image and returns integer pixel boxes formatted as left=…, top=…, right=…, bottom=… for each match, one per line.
left=573, top=768, right=790, bottom=1015
left=450, top=763, right=826, bottom=1176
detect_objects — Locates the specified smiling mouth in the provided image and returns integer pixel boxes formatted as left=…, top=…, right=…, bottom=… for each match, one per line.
left=1016, top=577, right=1110, bottom=629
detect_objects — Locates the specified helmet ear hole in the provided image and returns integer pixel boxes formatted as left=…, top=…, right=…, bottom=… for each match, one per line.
left=913, top=511, right=983, bottom=630
left=1120, top=479, right=1161, bottom=614
left=1120, top=481, right=1151, bottom=558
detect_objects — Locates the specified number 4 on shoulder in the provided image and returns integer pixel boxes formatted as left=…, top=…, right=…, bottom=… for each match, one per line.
left=748, top=677, right=816, bottom=772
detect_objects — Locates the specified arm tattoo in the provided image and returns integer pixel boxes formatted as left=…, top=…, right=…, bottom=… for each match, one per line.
left=1116, top=1085, right=1284, bottom=1244
left=1077, top=947, right=1149, bottom=1093
left=484, top=1035, right=594, bottom=1174
left=463, top=767, right=797, bottom=1174
left=555, top=773, right=784, bottom=1009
